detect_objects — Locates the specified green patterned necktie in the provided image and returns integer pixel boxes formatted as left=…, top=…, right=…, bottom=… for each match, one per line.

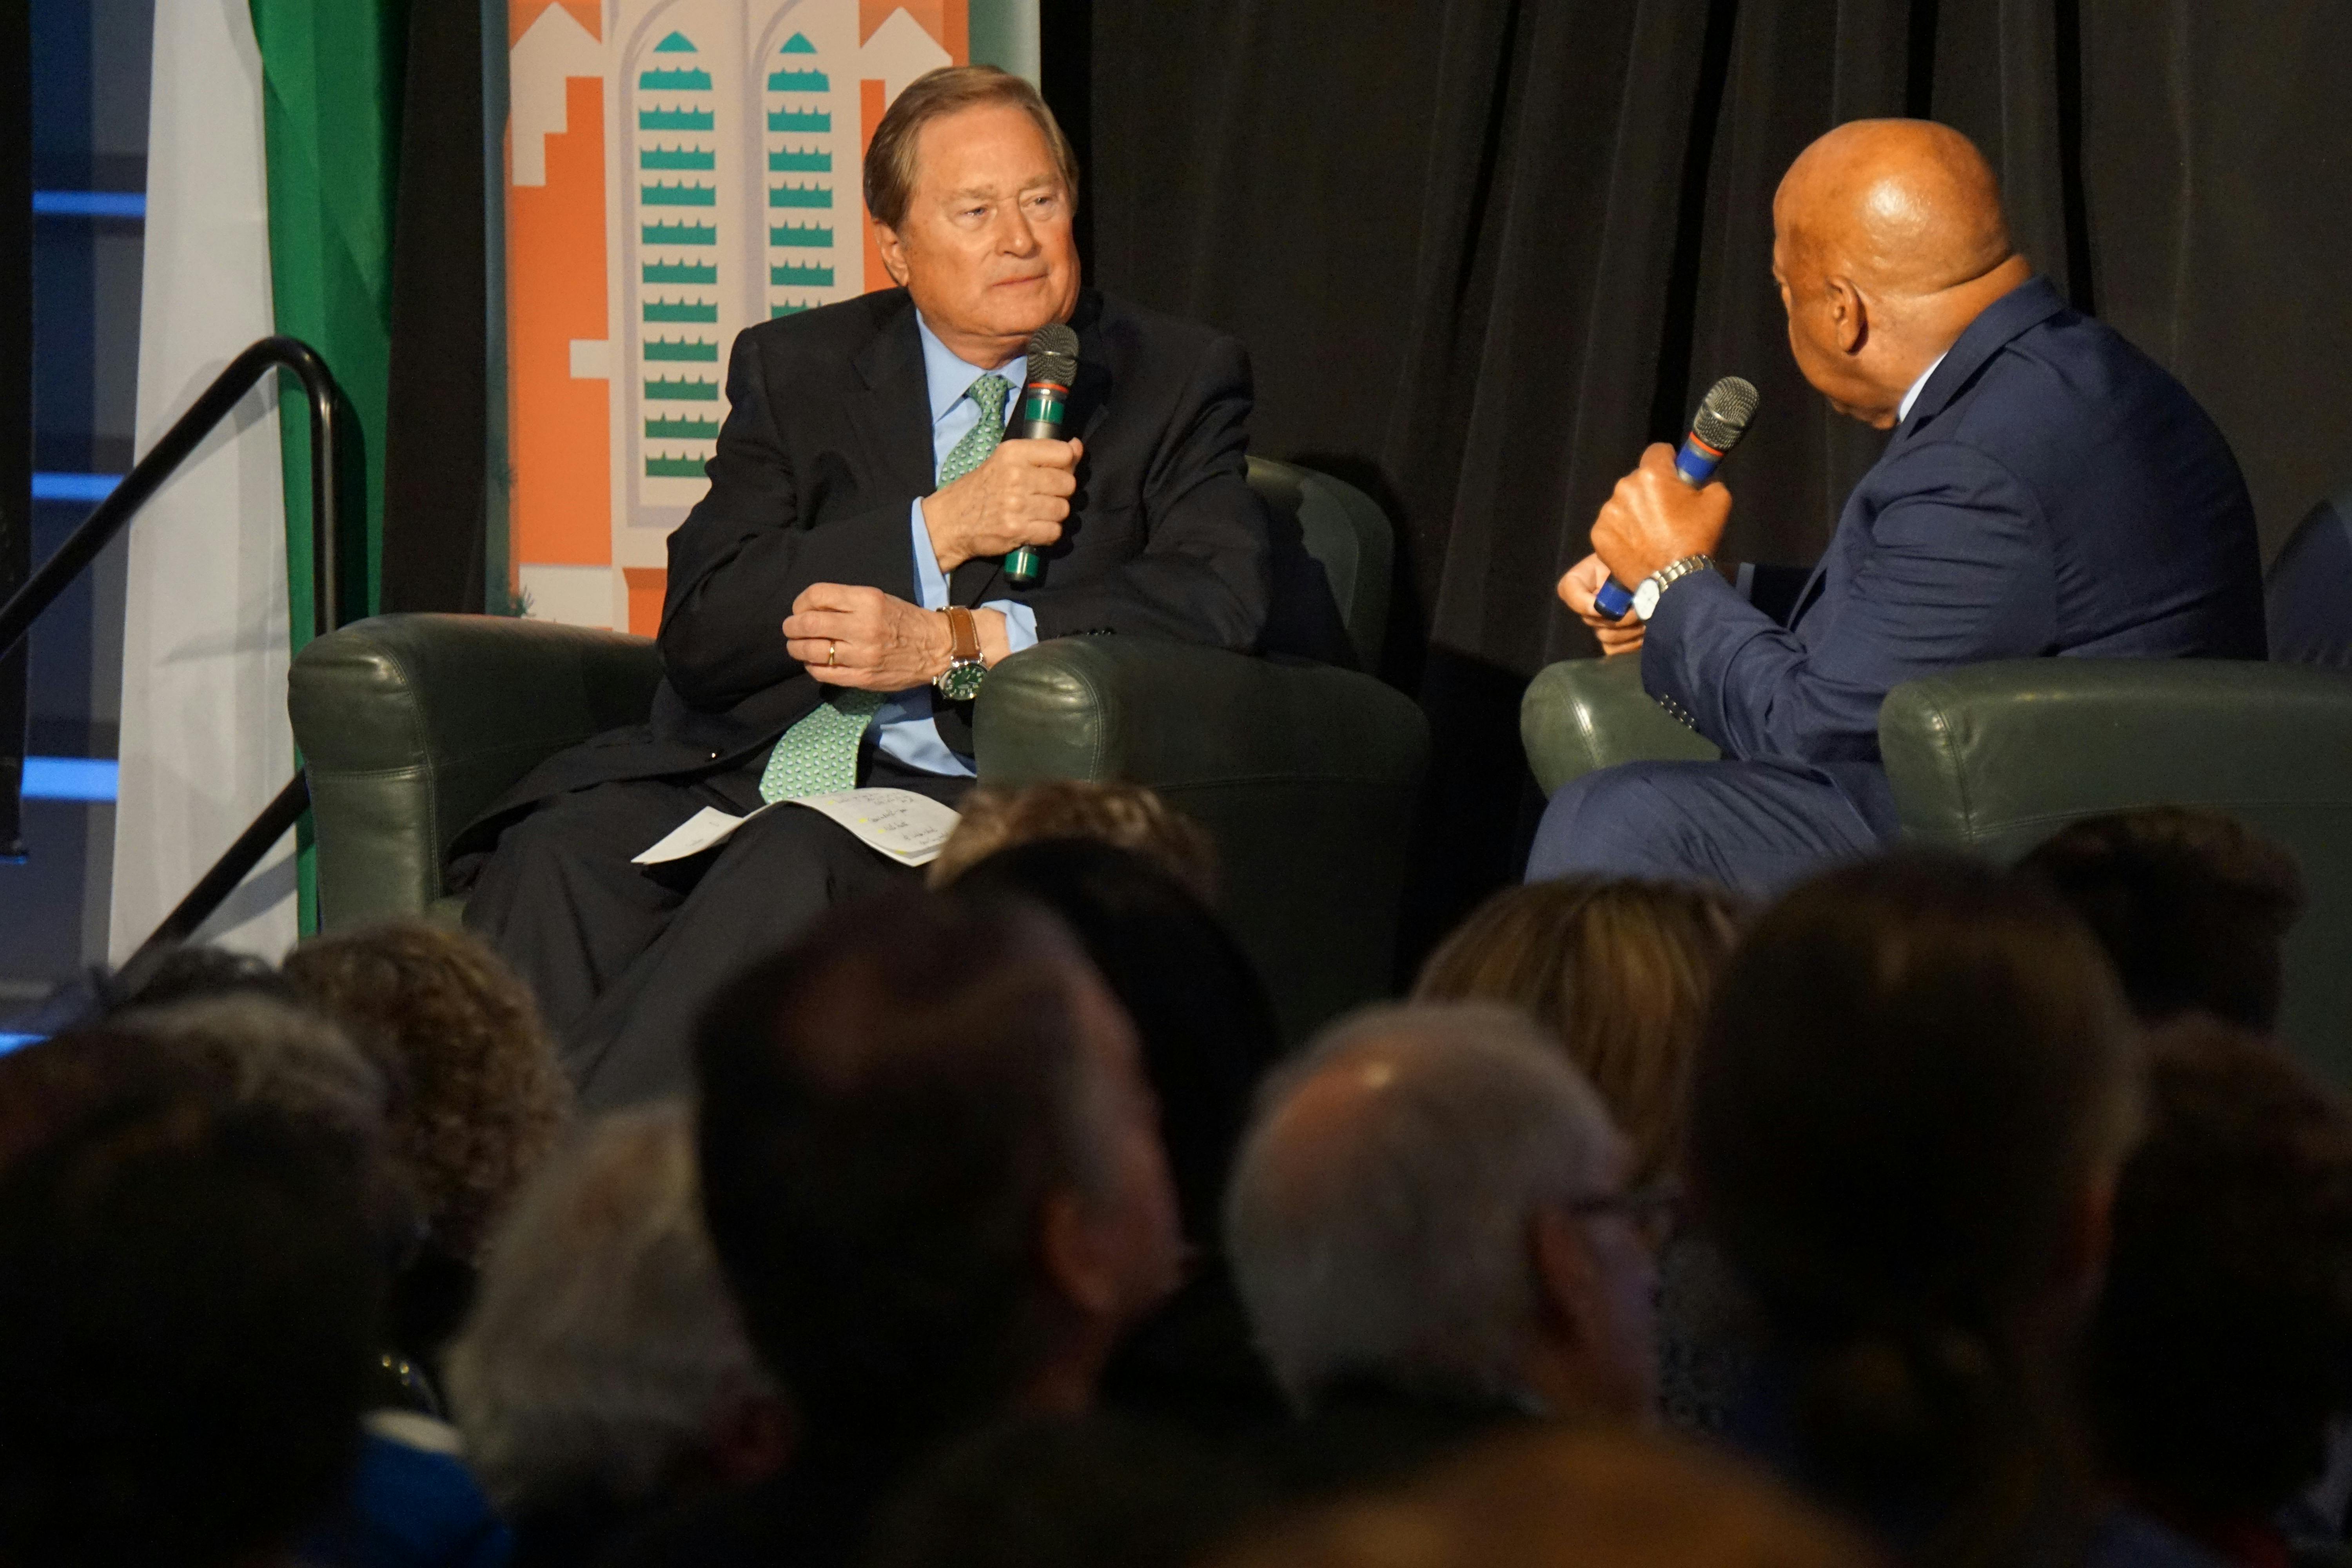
left=756, top=374, right=1012, bottom=804
left=938, top=373, right=1012, bottom=484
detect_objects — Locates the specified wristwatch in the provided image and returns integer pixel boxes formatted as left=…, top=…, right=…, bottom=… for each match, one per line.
left=1631, top=554, right=1717, bottom=621
left=934, top=605, right=986, bottom=701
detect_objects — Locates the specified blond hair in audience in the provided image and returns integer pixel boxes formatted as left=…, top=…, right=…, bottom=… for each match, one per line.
left=1212, top=1425, right=1881, bottom=1568
left=926, top=780, right=1218, bottom=900
left=1414, top=878, right=1744, bottom=1184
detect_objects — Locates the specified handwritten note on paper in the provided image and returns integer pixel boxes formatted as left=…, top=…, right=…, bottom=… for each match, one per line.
left=784, top=789, right=962, bottom=867
left=631, top=790, right=962, bottom=869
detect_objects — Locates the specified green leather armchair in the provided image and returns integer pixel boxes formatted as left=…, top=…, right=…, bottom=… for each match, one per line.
left=1521, top=654, right=2352, bottom=1082
left=289, top=459, right=1429, bottom=1044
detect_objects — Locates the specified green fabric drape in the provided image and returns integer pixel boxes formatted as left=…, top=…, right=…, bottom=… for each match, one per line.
left=250, top=0, right=408, bottom=638
left=249, top=0, right=410, bottom=930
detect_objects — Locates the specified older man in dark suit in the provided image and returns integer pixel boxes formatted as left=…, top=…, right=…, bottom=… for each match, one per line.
left=1529, top=118, right=2263, bottom=895
left=459, top=66, right=1271, bottom=1108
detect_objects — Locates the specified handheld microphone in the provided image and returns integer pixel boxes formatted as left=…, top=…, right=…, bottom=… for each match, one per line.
left=1592, top=375, right=1760, bottom=621
left=1004, top=322, right=1080, bottom=587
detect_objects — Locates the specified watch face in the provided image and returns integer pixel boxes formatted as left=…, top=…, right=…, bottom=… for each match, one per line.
left=1632, top=578, right=1663, bottom=621
left=936, top=659, right=986, bottom=702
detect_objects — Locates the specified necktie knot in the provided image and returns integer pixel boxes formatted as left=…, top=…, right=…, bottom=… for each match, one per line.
left=969, top=373, right=1011, bottom=422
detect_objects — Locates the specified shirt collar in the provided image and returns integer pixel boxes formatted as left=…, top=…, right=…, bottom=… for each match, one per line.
left=1897, top=349, right=1950, bottom=424
left=913, top=311, right=1026, bottom=427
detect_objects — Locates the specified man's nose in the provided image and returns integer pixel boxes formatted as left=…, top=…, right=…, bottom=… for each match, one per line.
left=996, top=207, right=1040, bottom=256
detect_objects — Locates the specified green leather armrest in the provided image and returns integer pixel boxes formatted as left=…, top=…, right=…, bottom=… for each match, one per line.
left=289, top=613, right=665, bottom=928
left=1881, top=658, right=2352, bottom=1080
left=1520, top=653, right=1720, bottom=796
left=977, top=637, right=1432, bottom=1041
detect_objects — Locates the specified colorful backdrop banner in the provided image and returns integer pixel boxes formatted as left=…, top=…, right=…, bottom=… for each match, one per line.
left=499, top=0, right=1035, bottom=635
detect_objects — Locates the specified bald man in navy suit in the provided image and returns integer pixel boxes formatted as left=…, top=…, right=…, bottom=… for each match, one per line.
left=1529, top=120, right=2263, bottom=894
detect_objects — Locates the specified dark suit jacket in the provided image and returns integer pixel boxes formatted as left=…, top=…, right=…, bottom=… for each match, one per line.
left=458, top=287, right=1273, bottom=847
left=1643, top=276, right=2265, bottom=835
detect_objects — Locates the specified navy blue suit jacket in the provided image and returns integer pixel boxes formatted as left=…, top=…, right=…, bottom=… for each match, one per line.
left=1641, top=276, right=2264, bottom=835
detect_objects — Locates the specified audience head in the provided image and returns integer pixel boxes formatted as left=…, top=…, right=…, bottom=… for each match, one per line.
left=946, top=837, right=1280, bottom=1249
left=2018, top=806, right=2305, bottom=1033
left=446, top=1101, right=786, bottom=1531
left=0, top=1029, right=383, bottom=1568
left=109, top=993, right=398, bottom=1245
left=1227, top=1002, right=1657, bottom=1421
left=2085, top=1016, right=2352, bottom=1529
left=1213, top=1426, right=1882, bottom=1568
left=283, top=920, right=571, bottom=1259
left=101, top=941, right=299, bottom=1012
left=694, top=888, right=1182, bottom=1465
left=866, top=1414, right=1261, bottom=1568
left=1415, top=877, right=1744, bottom=1184
left=929, top=780, right=1219, bottom=901
left=1773, top=119, right=2031, bottom=428
left=1689, top=853, right=2139, bottom=1555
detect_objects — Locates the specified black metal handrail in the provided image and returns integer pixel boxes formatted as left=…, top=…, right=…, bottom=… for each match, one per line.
left=0, top=336, right=344, bottom=978
left=0, top=335, right=341, bottom=661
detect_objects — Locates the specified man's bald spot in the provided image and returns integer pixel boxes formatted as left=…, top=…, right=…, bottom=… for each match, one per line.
left=1777, top=119, right=2016, bottom=298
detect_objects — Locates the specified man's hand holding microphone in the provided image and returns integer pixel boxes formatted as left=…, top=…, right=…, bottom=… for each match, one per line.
left=1557, top=375, right=1758, bottom=656
left=918, top=432, right=1082, bottom=573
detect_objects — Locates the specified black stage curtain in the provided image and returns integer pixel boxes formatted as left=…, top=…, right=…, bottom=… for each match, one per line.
left=381, top=0, right=488, bottom=613
left=1076, top=0, right=2352, bottom=964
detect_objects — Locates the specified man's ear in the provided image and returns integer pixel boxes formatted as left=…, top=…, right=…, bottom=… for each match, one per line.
left=871, top=218, right=909, bottom=287
left=1529, top=1203, right=1601, bottom=1348
left=2056, top=1172, right=2118, bottom=1319
left=1826, top=276, right=1868, bottom=354
left=1039, top=1187, right=1122, bottom=1318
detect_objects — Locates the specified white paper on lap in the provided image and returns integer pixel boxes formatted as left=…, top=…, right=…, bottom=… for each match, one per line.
left=631, top=788, right=962, bottom=868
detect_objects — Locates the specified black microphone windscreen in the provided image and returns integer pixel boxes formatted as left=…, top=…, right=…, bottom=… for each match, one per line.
left=1692, top=376, right=1760, bottom=452
left=1026, top=323, right=1079, bottom=388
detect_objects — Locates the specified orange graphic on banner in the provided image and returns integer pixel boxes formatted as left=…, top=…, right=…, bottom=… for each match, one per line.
left=859, top=0, right=967, bottom=58
left=508, top=0, right=597, bottom=47
left=861, top=78, right=891, bottom=295
left=499, top=1, right=978, bottom=629
left=623, top=568, right=667, bottom=636
left=508, top=72, right=610, bottom=569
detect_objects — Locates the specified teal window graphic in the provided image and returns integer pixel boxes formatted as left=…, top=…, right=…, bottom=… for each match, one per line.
left=633, top=25, right=720, bottom=494
left=769, top=223, right=831, bottom=247
left=769, top=149, right=830, bottom=172
left=771, top=261, right=833, bottom=287
left=769, top=184, right=831, bottom=208
left=767, top=107, right=828, bottom=132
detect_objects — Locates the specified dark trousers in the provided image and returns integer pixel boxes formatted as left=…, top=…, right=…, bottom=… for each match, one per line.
left=465, top=748, right=972, bottom=1110
left=1523, top=757, right=1884, bottom=899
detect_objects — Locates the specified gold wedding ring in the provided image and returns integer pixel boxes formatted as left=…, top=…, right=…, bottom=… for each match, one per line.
left=827, top=640, right=839, bottom=667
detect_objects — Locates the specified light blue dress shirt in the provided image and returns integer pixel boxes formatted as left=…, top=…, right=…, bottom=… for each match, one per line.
left=869, top=314, right=1044, bottom=775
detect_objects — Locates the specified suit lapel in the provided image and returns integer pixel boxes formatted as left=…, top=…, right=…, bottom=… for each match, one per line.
left=849, top=291, right=936, bottom=506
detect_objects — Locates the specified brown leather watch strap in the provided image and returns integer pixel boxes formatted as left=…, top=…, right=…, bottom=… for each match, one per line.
left=944, top=604, right=982, bottom=663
